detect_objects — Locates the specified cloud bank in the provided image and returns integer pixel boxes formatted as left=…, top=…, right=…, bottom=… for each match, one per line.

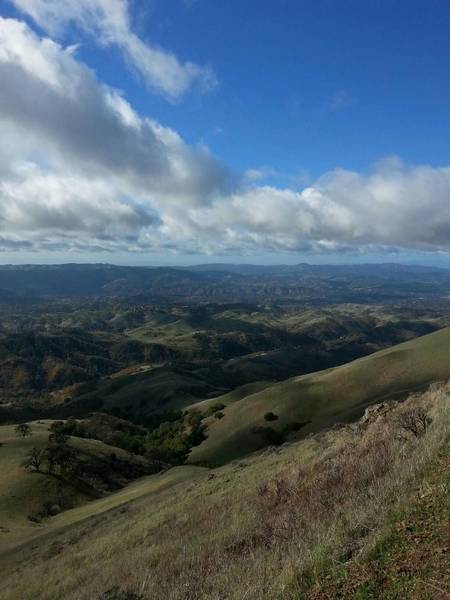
left=0, top=16, right=449, bottom=257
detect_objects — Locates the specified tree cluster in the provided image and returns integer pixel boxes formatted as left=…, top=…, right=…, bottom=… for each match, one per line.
left=22, top=427, right=78, bottom=477
left=144, top=409, right=206, bottom=464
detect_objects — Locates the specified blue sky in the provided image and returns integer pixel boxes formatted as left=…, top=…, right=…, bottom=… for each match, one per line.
left=0, top=0, right=449, bottom=265
left=146, top=0, right=450, bottom=180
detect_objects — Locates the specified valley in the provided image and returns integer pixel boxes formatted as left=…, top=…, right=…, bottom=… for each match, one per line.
left=0, top=263, right=449, bottom=599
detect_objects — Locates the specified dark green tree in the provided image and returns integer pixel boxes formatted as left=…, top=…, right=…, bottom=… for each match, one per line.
left=15, top=423, right=32, bottom=438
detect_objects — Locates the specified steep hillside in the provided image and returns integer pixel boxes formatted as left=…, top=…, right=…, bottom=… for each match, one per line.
left=189, top=326, right=450, bottom=464
left=1, top=383, right=448, bottom=599
left=0, top=331, right=118, bottom=394
left=60, top=365, right=222, bottom=420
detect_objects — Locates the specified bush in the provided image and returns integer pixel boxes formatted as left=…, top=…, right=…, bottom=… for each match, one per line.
left=27, top=488, right=73, bottom=522
left=145, top=411, right=206, bottom=465
left=50, top=418, right=88, bottom=439
left=397, top=407, right=431, bottom=437
left=214, top=411, right=224, bottom=420
left=185, top=409, right=203, bottom=427
left=15, top=422, right=31, bottom=437
left=186, top=420, right=206, bottom=447
left=22, top=447, right=46, bottom=472
left=121, top=434, right=145, bottom=455
left=264, top=412, right=278, bottom=422
left=206, top=402, right=226, bottom=416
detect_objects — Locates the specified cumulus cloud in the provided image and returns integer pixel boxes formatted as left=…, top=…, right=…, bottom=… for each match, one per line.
left=10, top=0, right=216, bottom=100
left=1, top=163, right=157, bottom=238
left=0, top=16, right=449, bottom=257
left=154, top=163, right=450, bottom=255
left=0, top=16, right=227, bottom=250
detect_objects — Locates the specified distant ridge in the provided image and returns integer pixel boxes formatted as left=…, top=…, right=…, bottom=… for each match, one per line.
left=0, top=262, right=449, bottom=301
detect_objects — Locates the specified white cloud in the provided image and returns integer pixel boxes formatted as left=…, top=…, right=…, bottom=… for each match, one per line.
left=10, top=0, right=216, bottom=100
left=1, top=163, right=157, bottom=238
left=0, top=17, right=450, bottom=257
left=0, top=16, right=226, bottom=250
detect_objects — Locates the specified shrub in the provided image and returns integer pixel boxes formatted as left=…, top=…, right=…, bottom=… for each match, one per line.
left=22, top=447, right=45, bottom=472
left=48, top=426, right=69, bottom=446
left=207, top=402, right=226, bottom=416
left=15, top=422, right=31, bottom=437
left=185, top=409, right=203, bottom=427
left=264, top=411, right=278, bottom=422
left=397, top=407, right=432, bottom=437
left=122, top=434, right=145, bottom=455
left=50, top=418, right=88, bottom=439
left=186, top=420, right=206, bottom=447
left=214, top=411, right=224, bottom=420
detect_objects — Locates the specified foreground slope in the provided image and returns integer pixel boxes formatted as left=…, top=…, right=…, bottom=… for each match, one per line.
left=1, top=384, right=448, bottom=599
left=189, top=326, right=450, bottom=464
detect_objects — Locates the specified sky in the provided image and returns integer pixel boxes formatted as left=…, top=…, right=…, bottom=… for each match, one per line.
left=0, top=0, right=449, bottom=266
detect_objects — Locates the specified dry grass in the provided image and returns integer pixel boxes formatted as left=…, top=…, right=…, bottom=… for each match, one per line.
left=1, top=383, right=449, bottom=600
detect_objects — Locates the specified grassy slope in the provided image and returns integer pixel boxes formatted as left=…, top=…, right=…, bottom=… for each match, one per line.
left=189, top=326, right=450, bottom=465
left=0, top=422, right=205, bottom=553
left=0, top=422, right=88, bottom=551
left=186, top=380, right=274, bottom=412
left=1, top=384, right=448, bottom=600
left=128, top=315, right=199, bottom=353
left=307, top=442, right=450, bottom=599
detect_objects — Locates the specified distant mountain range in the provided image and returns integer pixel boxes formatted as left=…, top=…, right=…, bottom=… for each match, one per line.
left=0, top=262, right=449, bottom=302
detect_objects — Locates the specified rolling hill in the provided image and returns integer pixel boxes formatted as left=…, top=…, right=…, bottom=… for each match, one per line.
left=0, top=421, right=162, bottom=553
left=188, top=326, right=450, bottom=464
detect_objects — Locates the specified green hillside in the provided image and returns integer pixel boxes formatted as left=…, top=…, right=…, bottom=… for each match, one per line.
left=186, top=380, right=274, bottom=412
left=0, top=422, right=163, bottom=552
left=189, top=326, right=450, bottom=465
left=62, top=365, right=220, bottom=420
left=1, top=384, right=448, bottom=600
